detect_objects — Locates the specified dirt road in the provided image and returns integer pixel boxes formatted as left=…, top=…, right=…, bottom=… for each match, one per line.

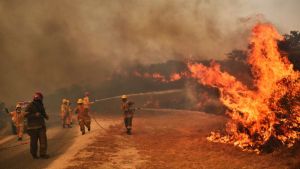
left=0, top=115, right=111, bottom=169
left=0, top=110, right=299, bottom=169
left=64, top=110, right=300, bottom=169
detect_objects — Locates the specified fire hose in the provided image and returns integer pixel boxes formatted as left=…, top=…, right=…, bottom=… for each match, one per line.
left=0, top=107, right=197, bottom=151
left=0, top=89, right=189, bottom=152
left=90, top=113, right=108, bottom=132
left=94, top=89, right=182, bottom=103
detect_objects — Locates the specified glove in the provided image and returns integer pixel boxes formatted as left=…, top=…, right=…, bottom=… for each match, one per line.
left=35, top=112, right=41, bottom=117
left=45, top=114, right=49, bottom=120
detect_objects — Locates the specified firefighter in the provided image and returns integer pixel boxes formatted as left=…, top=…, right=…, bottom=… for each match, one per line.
left=74, top=99, right=91, bottom=135
left=67, top=100, right=74, bottom=126
left=5, top=106, right=17, bottom=135
left=25, top=92, right=50, bottom=159
left=8, top=104, right=26, bottom=141
left=121, top=95, right=135, bottom=135
left=61, top=99, right=72, bottom=128
left=83, top=92, right=94, bottom=112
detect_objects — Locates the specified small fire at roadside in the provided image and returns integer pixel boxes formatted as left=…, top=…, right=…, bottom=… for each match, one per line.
left=189, top=24, right=299, bottom=153
left=133, top=71, right=187, bottom=83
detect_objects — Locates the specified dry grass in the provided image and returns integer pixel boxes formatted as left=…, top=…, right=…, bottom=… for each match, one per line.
left=65, top=111, right=300, bottom=169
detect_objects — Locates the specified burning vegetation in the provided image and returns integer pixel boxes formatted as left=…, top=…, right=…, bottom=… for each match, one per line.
left=133, top=71, right=187, bottom=83
left=131, top=23, right=300, bottom=153
left=189, top=24, right=300, bottom=153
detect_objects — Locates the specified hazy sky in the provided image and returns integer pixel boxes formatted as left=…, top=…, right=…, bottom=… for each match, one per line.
left=241, top=0, right=300, bottom=32
left=0, top=0, right=299, bottom=104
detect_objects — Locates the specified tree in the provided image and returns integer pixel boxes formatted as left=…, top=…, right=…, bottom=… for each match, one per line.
left=279, top=31, right=300, bottom=71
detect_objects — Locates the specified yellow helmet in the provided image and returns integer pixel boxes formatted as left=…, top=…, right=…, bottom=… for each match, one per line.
left=121, top=95, right=127, bottom=99
left=16, top=104, right=21, bottom=109
left=77, top=99, right=84, bottom=104
left=62, top=99, right=68, bottom=103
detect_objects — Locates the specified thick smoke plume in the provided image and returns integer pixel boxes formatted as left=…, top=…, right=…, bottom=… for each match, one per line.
left=0, top=0, right=299, bottom=104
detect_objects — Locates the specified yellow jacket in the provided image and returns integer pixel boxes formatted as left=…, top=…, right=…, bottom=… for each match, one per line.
left=83, top=96, right=92, bottom=109
left=10, top=111, right=25, bottom=126
left=61, top=104, right=71, bottom=117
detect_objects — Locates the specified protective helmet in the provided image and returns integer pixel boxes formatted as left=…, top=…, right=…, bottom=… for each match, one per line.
left=34, top=92, right=43, bottom=101
left=77, top=99, right=84, bottom=104
left=16, top=104, right=22, bottom=109
left=121, top=95, right=127, bottom=99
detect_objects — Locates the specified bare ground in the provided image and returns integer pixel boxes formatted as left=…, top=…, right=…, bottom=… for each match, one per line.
left=64, top=110, right=300, bottom=169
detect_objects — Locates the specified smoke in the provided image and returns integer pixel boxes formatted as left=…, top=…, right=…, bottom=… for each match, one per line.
left=0, top=0, right=299, bottom=104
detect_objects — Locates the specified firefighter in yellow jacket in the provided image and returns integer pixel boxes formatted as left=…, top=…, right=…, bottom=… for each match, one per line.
left=9, top=104, right=26, bottom=141
left=75, top=99, right=91, bottom=135
left=121, top=95, right=136, bottom=135
left=61, top=99, right=72, bottom=128
left=83, top=92, right=94, bottom=112
left=67, top=100, right=74, bottom=125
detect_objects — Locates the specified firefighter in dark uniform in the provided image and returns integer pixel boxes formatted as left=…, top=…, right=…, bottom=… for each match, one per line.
left=25, top=92, right=50, bottom=159
left=121, top=95, right=135, bottom=135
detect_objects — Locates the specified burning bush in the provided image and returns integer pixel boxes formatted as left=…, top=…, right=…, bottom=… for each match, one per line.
left=189, top=24, right=300, bottom=153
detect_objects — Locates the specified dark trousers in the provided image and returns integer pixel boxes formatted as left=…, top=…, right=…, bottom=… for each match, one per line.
left=11, top=122, right=17, bottom=135
left=27, top=127, right=47, bottom=157
left=79, top=118, right=91, bottom=133
left=124, top=117, right=133, bottom=129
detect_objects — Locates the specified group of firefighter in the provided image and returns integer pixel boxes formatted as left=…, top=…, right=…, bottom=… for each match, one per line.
left=5, top=91, right=136, bottom=159
left=59, top=92, right=92, bottom=135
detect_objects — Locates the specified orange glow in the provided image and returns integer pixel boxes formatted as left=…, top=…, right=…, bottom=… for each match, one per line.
left=133, top=71, right=187, bottom=83
left=152, top=73, right=167, bottom=83
left=170, top=73, right=182, bottom=82
left=189, top=24, right=300, bottom=152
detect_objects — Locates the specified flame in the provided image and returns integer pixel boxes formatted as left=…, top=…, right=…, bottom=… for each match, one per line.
left=189, top=24, right=300, bottom=152
left=170, top=73, right=182, bottom=81
left=152, top=73, right=167, bottom=82
left=133, top=71, right=167, bottom=82
left=133, top=71, right=142, bottom=77
left=133, top=71, right=187, bottom=83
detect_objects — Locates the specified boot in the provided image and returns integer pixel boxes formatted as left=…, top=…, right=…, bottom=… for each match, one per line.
left=32, top=155, right=39, bottom=159
left=40, top=154, right=50, bottom=159
left=127, top=129, right=132, bottom=135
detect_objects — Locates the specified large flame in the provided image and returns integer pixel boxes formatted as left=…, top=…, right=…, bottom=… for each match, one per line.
left=189, top=24, right=300, bottom=152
